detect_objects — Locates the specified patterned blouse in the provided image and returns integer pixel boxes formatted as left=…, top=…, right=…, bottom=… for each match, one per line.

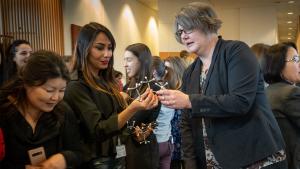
left=199, top=70, right=286, bottom=169
left=171, top=109, right=182, bottom=160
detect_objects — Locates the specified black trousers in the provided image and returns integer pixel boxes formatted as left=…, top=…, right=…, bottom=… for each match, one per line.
left=84, top=157, right=125, bottom=169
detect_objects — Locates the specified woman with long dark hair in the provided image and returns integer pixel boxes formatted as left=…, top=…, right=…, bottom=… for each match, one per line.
left=64, top=23, right=158, bottom=169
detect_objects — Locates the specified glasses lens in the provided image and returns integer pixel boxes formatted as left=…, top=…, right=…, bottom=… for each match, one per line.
left=176, top=29, right=183, bottom=37
left=294, top=56, right=300, bottom=63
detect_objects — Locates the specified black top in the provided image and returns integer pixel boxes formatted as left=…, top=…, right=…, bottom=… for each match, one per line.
left=0, top=101, right=82, bottom=169
left=266, top=82, right=300, bottom=168
left=64, top=77, right=126, bottom=163
left=181, top=38, right=286, bottom=169
left=124, top=82, right=161, bottom=169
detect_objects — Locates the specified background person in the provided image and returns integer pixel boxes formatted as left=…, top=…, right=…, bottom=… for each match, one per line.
left=263, top=42, right=300, bottom=169
left=123, top=43, right=160, bottom=169
left=113, top=69, right=123, bottom=91
left=1, top=40, right=32, bottom=86
left=152, top=56, right=175, bottom=169
left=164, top=56, right=187, bottom=169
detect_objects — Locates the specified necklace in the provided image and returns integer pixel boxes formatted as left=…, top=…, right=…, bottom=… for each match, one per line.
left=200, top=69, right=208, bottom=87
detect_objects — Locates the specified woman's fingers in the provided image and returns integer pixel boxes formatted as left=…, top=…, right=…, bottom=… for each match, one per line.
left=157, top=89, right=171, bottom=101
left=149, top=94, right=158, bottom=108
left=141, top=89, right=153, bottom=104
left=139, top=88, right=151, bottom=101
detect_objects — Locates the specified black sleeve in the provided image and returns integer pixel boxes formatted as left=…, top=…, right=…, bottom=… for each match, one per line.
left=189, top=42, right=259, bottom=117
left=180, top=70, right=198, bottom=169
left=284, top=87, right=300, bottom=129
left=59, top=102, right=83, bottom=169
left=64, top=81, right=119, bottom=141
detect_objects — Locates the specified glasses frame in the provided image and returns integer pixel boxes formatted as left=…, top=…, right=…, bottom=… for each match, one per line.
left=286, top=55, right=300, bottom=63
left=175, top=29, right=193, bottom=37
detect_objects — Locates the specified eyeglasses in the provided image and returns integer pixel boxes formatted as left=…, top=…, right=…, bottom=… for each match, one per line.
left=286, top=55, right=300, bottom=63
left=175, top=29, right=193, bottom=37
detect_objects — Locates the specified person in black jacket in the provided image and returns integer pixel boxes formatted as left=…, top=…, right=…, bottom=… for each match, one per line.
left=263, top=42, right=300, bottom=169
left=64, top=22, right=158, bottom=169
left=0, top=50, right=82, bottom=169
left=156, top=2, right=287, bottom=169
left=123, top=43, right=161, bottom=169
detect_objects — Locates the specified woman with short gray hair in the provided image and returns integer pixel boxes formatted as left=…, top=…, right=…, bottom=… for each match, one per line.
left=157, top=2, right=287, bottom=169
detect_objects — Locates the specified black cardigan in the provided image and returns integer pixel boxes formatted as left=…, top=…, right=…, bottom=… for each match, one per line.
left=181, top=38, right=286, bottom=169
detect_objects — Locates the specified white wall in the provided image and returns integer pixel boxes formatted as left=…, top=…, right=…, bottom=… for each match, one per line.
left=62, top=0, right=105, bottom=55
left=239, top=7, right=277, bottom=46
left=62, top=0, right=278, bottom=67
left=101, top=0, right=158, bottom=72
left=218, top=8, right=240, bottom=41
left=62, top=0, right=159, bottom=76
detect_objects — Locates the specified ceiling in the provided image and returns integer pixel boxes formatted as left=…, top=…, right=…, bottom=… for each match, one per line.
left=137, top=0, right=300, bottom=42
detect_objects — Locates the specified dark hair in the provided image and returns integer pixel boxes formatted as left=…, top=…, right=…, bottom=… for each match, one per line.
left=72, top=22, right=126, bottom=108
left=152, top=56, right=178, bottom=90
left=125, top=43, right=153, bottom=97
left=164, top=56, right=187, bottom=89
left=179, top=50, right=189, bottom=59
left=2, top=40, right=31, bottom=84
left=152, top=56, right=166, bottom=80
left=113, top=70, right=123, bottom=79
left=0, top=50, right=69, bottom=109
left=263, top=43, right=295, bottom=84
left=283, top=41, right=297, bottom=52
left=251, top=43, right=270, bottom=70
left=251, top=43, right=270, bottom=60
left=175, top=2, right=222, bottom=43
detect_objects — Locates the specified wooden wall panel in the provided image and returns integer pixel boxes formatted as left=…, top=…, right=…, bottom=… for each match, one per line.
left=0, top=0, right=64, bottom=55
left=71, top=24, right=82, bottom=54
left=297, top=16, right=300, bottom=52
left=159, top=52, right=181, bottom=59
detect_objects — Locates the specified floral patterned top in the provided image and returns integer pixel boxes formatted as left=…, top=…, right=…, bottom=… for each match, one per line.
left=171, top=109, right=182, bottom=160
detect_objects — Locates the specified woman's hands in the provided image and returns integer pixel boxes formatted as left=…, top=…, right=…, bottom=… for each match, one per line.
left=25, top=154, right=66, bottom=169
left=40, top=153, right=66, bottom=169
left=156, top=89, right=191, bottom=109
left=120, top=92, right=130, bottom=101
left=129, top=88, right=158, bottom=112
left=133, top=123, right=155, bottom=143
left=118, top=88, right=159, bottom=129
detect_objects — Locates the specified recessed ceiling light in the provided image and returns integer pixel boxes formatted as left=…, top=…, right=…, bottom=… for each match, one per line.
left=288, top=12, right=294, bottom=15
left=287, top=21, right=293, bottom=24
left=289, top=28, right=293, bottom=30
left=288, top=1, right=295, bottom=4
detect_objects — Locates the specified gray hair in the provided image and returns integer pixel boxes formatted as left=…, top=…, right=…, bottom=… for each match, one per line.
left=174, top=2, right=222, bottom=43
